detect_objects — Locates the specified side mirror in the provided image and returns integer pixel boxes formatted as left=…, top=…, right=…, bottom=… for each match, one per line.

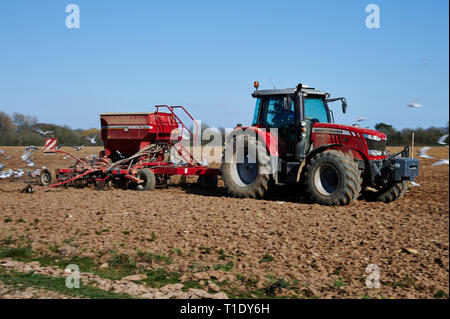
left=342, top=98, right=347, bottom=114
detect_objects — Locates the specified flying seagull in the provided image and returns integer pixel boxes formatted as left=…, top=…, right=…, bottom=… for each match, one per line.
left=26, top=160, right=36, bottom=167
left=408, top=99, right=422, bottom=108
left=21, top=151, right=34, bottom=162
left=431, top=159, right=449, bottom=167
left=437, top=134, right=449, bottom=145
left=410, top=181, right=421, bottom=187
left=24, top=146, right=39, bottom=152
left=353, top=117, right=367, bottom=122
left=72, top=145, right=85, bottom=151
left=35, top=128, right=55, bottom=137
left=417, top=147, right=433, bottom=159
left=86, top=134, right=98, bottom=144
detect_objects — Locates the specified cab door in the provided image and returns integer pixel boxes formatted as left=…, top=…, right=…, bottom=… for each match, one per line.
left=260, top=96, right=296, bottom=158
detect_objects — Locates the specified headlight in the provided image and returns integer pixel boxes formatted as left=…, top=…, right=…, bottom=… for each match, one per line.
left=368, top=150, right=386, bottom=156
left=364, top=134, right=383, bottom=141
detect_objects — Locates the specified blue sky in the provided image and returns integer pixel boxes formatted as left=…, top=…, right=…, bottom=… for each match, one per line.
left=0, top=0, right=448, bottom=130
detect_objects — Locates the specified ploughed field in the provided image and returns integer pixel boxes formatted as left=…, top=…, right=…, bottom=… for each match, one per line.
left=0, top=146, right=448, bottom=299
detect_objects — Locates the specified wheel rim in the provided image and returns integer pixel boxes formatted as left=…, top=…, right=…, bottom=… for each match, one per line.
left=233, top=150, right=258, bottom=186
left=42, top=172, right=50, bottom=184
left=313, top=163, right=340, bottom=196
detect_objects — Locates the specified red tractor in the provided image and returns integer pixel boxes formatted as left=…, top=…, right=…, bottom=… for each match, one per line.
left=221, top=82, right=419, bottom=205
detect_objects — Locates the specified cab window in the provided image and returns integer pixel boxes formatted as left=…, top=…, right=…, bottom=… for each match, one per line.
left=264, top=97, right=295, bottom=128
left=252, top=98, right=261, bottom=125
left=304, top=98, right=329, bottom=123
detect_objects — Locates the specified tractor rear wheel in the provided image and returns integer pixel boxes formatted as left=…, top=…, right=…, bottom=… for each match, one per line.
left=135, top=168, right=156, bottom=191
left=304, top=150, right=362, bottom=206
left=370, top=181, right=408, bottom=203
left=221, top=135, right=273, bottom=199
left=40, top=168, right=57, bottom=186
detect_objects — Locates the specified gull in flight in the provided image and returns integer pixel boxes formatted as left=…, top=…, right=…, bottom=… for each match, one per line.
left=408, top=99, right=422, bottom=108
left=353, top=117, right=367, bottom=122
left=24, top=146, right=39, bottom=152
left=410, top=181, right=420, bottom=187
left=417, top=147, right=433, bottom=159
left=0, top=150, right=12, bottom=160
left=35, top=128, right=55, bottom=137
left=437, top=134, right=448, bottom=145
left=26, top=160, right=36, bottom=167
left=431, top=159, right=449, bottom=167
left=21, top=151, right=34, bottom=162
left=72, top=145, right=85, bottom=151
left=86, top=134, right=98, bottom=144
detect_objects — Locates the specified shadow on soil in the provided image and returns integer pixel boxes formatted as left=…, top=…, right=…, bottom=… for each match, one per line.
left=176, top=182, right=314, bottom=205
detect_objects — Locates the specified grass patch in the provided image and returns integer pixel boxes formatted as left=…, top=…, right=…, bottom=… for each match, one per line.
left=0, top=236, right=17, bottom=246
left=0, top=268, right=132, bottom=299
left=433, top=290, right=448, bottom=299
left=172, top=248, right=183, bottom=256
left=137, top=251, right=172, bottom=265
left=259, top=253, right=275, bottom=263
left=0, top=246, right=32, bottom=259
left=213, top=261, right=234, bottom=272
left=181, top=280, right=202, bottom=291
left=143, top=268, right=181, bottom=288
left=330, top=277, right=345, bottom=288
left=216, top=249, right=232, bottom=261
left=389, top=274, right=415, bottom=289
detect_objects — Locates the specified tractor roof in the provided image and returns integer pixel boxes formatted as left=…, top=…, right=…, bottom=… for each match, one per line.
left=252, top=87, right=328, bottom=98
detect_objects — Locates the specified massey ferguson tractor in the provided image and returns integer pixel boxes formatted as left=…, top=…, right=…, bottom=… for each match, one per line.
left=220, top=82, right=420, bottom=205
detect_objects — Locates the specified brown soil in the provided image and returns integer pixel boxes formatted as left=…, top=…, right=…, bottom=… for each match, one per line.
left=0, top=146, right=448, bottom=298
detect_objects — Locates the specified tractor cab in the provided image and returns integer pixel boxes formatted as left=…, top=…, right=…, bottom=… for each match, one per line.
left=251, top=82, right=347, bottom=160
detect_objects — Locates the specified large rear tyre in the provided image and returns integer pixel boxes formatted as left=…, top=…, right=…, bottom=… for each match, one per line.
left=221, top=135, right=273, bottom=199
left=135, top=168, right=156, bottom=191
left=304, top=150, right=362, bottom=206
left=40, top=168, right=57, bottom=186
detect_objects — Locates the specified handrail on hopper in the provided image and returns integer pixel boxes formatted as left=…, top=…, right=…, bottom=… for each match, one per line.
left=155, top=105, right=202, bottom=165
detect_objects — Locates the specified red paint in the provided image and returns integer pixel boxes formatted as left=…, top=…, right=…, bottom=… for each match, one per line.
left=311, top=123, right=387, bottom=161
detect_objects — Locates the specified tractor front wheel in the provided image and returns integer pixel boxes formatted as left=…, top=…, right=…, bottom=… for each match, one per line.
left=135, top=168, right=156, bottom=191
left=304, top=150, right=362, bottom=206
left=365, top=181, right=408, bottom=203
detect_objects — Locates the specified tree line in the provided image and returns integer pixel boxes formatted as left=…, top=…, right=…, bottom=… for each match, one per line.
left=0, top=112, right=101, bottom=147
left=374, top=123, right=449, bottom=146
left=0, top=111, right=448, bottom=147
